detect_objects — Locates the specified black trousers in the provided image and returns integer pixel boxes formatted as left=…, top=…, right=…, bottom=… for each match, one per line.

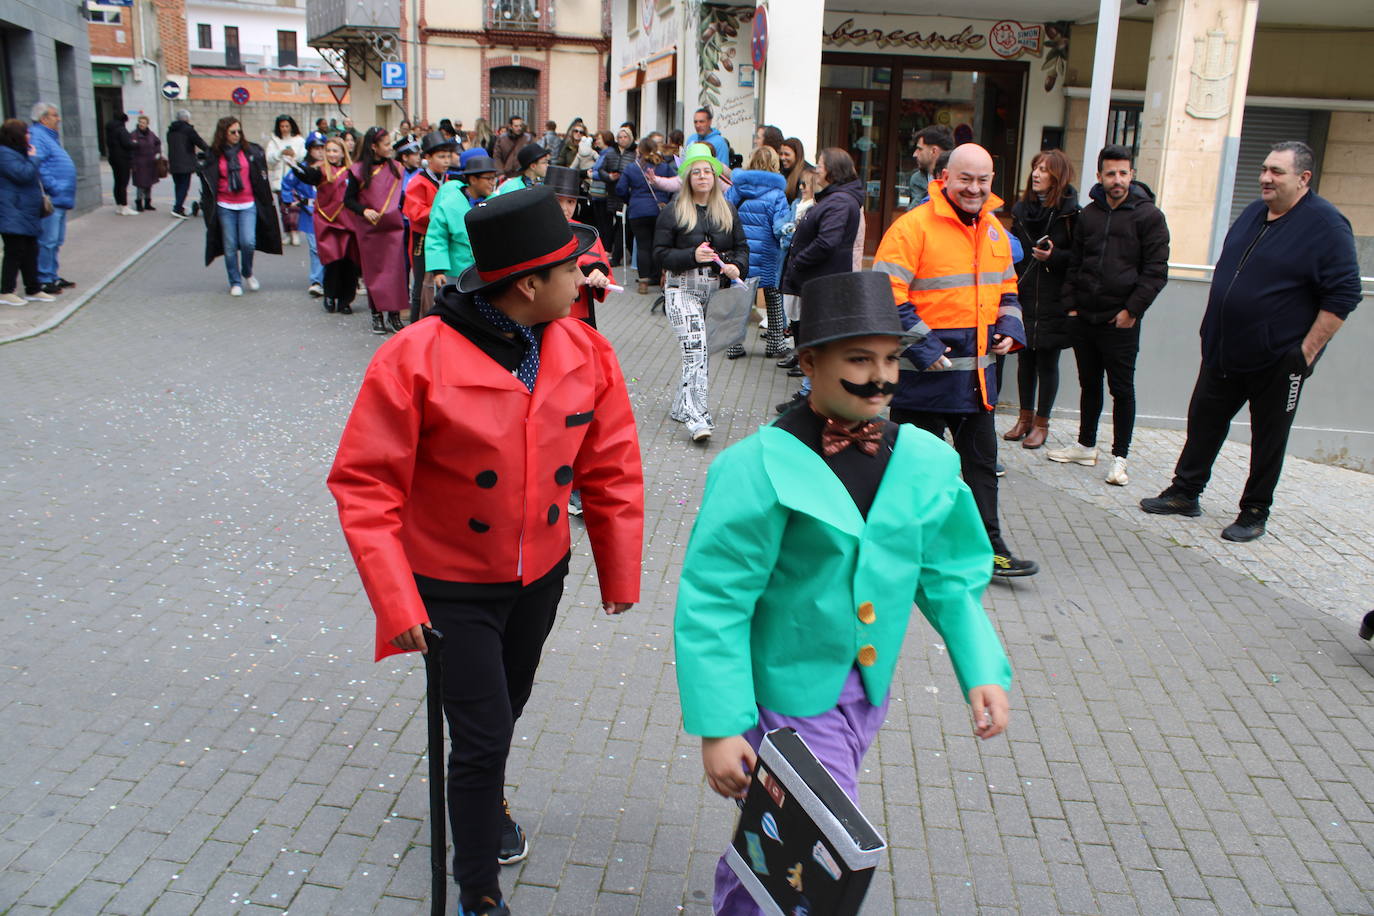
left=628, top=215, right=659, bottom=283
left=422, top=571, right=565, bottom=906
left=323, top=258, right=359, bottom=306
left=111, top=160, right=131, bottom=207
left=1017, top=347, right=1062, bottom=418
left=891, top=408, right=1007, bottom=555
left=172, top=172, right=193, bottom=211
left=1170, top=352, right=1311, bottom=515
left=1, top=233, right=40, bottom=295
left=1070, top=319, right=1141, bottom=457
left=409, top=244, right=426, bottom=323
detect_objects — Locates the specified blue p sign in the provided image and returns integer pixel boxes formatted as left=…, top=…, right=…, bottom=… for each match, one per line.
left=382, top=62, right=407, bottom=89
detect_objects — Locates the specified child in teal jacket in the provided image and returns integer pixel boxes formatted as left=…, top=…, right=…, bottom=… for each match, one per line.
left=674, top=270, right=1013, bottom=915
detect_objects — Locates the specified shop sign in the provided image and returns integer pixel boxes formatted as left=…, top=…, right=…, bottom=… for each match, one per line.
left=989, top=21, right=1042, bottom=59
left=824, top=17, right=987, bottom=54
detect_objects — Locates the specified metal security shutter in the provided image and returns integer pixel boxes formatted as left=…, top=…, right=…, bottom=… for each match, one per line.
left=1229, top=107, right=1312, bottom=225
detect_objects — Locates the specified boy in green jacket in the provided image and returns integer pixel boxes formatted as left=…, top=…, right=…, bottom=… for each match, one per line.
left=674, top=270, right=1013, bottom=915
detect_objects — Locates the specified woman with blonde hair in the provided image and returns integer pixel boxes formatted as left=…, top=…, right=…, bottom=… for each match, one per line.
left=290, top=135, right=360, bottom=314
left=652, top=143, right=748, bottom=442
left=471, top=118, right=494, bottom=154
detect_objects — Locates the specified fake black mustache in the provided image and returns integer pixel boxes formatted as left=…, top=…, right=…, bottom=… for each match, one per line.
left=840, top=378, right=899, bottom=398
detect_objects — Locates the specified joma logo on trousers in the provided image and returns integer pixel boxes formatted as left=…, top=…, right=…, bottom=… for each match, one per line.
left=1286, top=373, right=1302, bottom=413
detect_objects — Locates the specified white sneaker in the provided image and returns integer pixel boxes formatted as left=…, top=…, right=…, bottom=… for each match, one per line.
left=0, top=292, right=28, bottom=307
left=689, top=423, right=713, bottom=442
left=308, top=283, right=324, bottom=298
left=245, top=276, right=260, bottom=292
left=24, top=291, right=56, bottom=302
left=229, top=285, right=243, bottom=297
left=119, top=206, right=138, bottom=216
left=1105, top=456, right=1129, bottom=486
left=1047, top=442, right=1099, bottom=465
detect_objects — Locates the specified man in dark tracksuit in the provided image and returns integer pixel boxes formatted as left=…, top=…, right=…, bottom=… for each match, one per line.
left=1049, top=144, right=1170, bottom=487
left=1141, top=140, right=1361, bottom=542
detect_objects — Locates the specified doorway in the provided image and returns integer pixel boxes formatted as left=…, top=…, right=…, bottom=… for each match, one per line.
left=820, top=53, right=1027, bottom=254
left=490, top=66, right=538, bottom=129
left=94, top=86, right=124, bottom=158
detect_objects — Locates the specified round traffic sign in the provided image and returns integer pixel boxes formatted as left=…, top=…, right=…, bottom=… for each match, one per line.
left=751, top=7, right=769, bottom=72
left=231, top=86, right=250, bottom=105
left=161, top=80, right=181, bottom=100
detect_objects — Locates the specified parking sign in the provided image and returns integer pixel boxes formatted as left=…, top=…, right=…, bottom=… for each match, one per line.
left=381, top=62, right=407, bottom=89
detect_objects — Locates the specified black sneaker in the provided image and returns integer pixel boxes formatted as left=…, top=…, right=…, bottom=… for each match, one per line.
left=386, top=312, right=405, bottom=333
left=460, top=896, right=511, bottom=916
left=775, top=391, right=806, bottom=415
left=992, top=554, right=1039, bottom=577
left=1221, top=507, right=1267, bottom=542
left=371, top=312, right=386, bottom=335
left=40, top=281, right=63, bottom=295
left=498, top=798, right=529, bottom=865
left=776, top=352, right=798, bottom=369
left=56, top=277, right=75, bottom=288
left=994, top=462, right=1006, bottom=478
left=1360, top=611, right=1374, bottom=641
left=1139, top=489, right=1202, bottom=517
left=323, top=297, right=337, bottom=313
left=338, top=301, right=353, bottom=315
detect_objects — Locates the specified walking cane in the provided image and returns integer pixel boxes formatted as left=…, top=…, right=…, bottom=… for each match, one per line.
left=421, top=626, right=446, bottom=916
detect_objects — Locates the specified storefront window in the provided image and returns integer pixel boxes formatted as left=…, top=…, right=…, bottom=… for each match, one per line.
left=821, top=54, right=1026, bottom=255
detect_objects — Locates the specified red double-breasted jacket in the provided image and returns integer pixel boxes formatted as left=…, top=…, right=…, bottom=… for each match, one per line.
left=327, top=314, right=645, bottom=660
left=402, top=170, right=445, bottom=253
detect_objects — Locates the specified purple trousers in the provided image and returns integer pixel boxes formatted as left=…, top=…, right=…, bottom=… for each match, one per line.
left=713, top=669, right=890, bottom=915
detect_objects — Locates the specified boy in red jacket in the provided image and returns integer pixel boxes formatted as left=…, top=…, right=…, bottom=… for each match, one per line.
left=328, top=188, right=644, bottom=916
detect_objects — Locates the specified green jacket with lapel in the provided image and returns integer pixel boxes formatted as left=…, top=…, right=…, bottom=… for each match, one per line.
left=675, top=422, right=1012, bottom=738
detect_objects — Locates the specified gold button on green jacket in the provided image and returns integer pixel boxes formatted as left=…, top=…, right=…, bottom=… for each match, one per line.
left=674, top=423, right=1013, bottom=738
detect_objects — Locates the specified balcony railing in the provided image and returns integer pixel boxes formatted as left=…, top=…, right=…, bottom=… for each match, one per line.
left=486, top=0, right=549, bottom=32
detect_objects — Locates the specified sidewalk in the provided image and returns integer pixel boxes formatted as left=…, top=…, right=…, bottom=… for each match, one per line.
left=0, top=162, right=185, bottom=344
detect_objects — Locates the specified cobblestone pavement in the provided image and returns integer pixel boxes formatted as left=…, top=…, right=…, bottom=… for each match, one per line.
left=3, top=226, right=1374, bottom=914
left=995, top=415, right=1374, bottom=631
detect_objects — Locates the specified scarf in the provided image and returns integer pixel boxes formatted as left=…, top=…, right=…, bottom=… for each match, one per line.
left=224, top=143, right=245, bottom=194
left=474, top=295, right=540, bottom=392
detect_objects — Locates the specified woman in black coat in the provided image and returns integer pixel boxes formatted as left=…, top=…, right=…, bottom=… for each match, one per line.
left=652, top=145, right=748, bottom=443
left=197, top=116, right=282, bottom=295
left=1005, top=149, right=1080, bottom=448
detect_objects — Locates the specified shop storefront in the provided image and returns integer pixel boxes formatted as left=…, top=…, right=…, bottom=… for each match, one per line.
left=819, top=13, right=1069, bottom=253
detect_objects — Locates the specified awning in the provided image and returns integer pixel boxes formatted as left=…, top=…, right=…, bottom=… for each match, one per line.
left=91, top=64, right=132, bottom=87
left=644, top=48, right=676, bottom=83
left=619, top=66, right=643, bottom=91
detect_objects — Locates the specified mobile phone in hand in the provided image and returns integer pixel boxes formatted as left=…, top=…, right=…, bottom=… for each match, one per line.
left=1034, top=235, right=1051, bottom=250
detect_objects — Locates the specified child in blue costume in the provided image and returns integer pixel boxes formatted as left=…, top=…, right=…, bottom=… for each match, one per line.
left=674, top=270, right=1014, bottom=915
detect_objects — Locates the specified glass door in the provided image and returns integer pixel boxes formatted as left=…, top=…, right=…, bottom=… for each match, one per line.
left=818, top=64, right=892, bottom=257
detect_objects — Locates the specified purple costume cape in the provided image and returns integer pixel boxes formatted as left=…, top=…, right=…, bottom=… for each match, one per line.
left=349, top=161, right=408, bottom=314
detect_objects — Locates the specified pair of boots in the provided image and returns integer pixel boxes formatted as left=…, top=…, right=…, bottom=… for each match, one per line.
left=1004, top=409, right=1049, bottom=449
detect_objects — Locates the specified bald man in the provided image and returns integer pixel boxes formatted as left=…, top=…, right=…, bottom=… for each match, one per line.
left=874, top=143, right=1038, bottom=578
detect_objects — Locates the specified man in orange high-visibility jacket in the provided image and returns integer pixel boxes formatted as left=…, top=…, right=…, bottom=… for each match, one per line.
left=874, top=143, right=1039, bottom=578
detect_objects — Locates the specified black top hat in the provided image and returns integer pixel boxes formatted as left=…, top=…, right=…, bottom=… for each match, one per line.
left=517, top=143, right=550, bottom=171
left=457, top=187, right=599, bottom=294
left=543, top=165, right=583, bottom=200
left=455, top=155, right=501, bottom=177
left=421, top=130, right=457, bottom=155
left=796, top=271, right=918, bottom=349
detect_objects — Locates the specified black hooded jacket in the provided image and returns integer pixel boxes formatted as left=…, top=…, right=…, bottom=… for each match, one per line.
left=166, top=120, right=209, bottom=175
left=1010, top=184, right=1080, bottom=350
left=780, top=178, right=864, bottom=296
left=1061, top=181, right=1170, bottom=323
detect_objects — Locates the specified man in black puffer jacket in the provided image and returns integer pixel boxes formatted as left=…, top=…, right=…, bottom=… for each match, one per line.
left=1050, top=144, right=1170, bottom=488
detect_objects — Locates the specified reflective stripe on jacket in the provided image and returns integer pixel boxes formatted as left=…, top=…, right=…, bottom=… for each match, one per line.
left=873, top=180, right=1025, bottom=413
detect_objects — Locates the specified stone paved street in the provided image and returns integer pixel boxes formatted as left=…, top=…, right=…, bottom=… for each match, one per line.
left=3, top=225, right=1374, bottom=914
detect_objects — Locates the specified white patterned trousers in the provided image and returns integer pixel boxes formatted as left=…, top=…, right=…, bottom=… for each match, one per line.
left=664, top=268, right=716, bottom=432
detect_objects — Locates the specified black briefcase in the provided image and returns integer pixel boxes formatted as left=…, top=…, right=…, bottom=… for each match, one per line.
left=726, top=728, right=887, bottom=915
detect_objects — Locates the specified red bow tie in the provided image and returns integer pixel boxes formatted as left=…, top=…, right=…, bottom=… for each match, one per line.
left=821, top=416, right=883, bottom=457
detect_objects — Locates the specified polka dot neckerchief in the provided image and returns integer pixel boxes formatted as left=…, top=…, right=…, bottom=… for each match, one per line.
left=474, top=294, right=540, bottom=392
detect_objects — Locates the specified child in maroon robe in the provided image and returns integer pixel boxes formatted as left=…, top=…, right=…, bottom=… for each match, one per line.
left=346, top=127, right=410, bottom=334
